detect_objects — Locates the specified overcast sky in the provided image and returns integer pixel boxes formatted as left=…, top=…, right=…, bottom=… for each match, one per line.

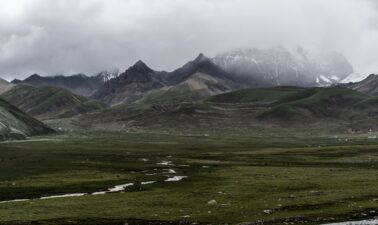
left=1, top=0, right=378, bottom=80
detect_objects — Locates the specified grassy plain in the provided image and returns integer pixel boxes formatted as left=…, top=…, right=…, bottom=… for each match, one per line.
left=0, top=131, right=377, bottom=225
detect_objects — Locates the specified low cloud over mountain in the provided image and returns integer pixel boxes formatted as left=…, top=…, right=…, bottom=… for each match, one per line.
left=1, top=0, right=378, bottom=80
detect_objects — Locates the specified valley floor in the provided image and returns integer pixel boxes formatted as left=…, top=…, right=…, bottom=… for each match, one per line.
left=0, top=131, right=377, bottom=225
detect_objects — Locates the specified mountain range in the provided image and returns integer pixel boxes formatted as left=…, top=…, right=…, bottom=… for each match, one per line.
left=92, top=53, right=246, bottom=106
left=12, top=47, right=354, bottom=105
left=1, top=47, right=377, bottom=140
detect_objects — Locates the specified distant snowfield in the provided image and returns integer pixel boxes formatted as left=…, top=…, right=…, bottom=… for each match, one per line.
left=322, top=219, right=378, bottom=225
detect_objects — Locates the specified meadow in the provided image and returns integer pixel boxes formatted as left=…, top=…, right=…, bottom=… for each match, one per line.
left=0, top=131, right=377, bottom=225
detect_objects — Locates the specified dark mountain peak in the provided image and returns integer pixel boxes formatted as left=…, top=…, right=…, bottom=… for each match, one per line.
left=177, top=53, right=214, bottom=72
left=134, top=60, right=146, bottom=66
left=125, top=60, right=154, bottom=75
left=92, top=61, right=164, bottom=105
left=196, top=52, right=206, bottom=59
left=11, top=79, right=22, bottom=84
left=107, top=60, right=159, bottom=85
left=190, top=53, right=226, bottom=73
left=193, top=53, right=210, bottom=64
left=134, top=60, right=150, bottom=69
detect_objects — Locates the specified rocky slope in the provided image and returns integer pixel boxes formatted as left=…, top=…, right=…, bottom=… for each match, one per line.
left=345, top=74, right=378, bottom=96
left=0, top=78, right=14, bottom=94
left=0, top=98, right=54, bottom=140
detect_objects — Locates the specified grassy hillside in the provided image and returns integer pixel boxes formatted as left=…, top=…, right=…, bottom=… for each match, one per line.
left=207, top=86, right=305, bottom=103
left=259, top=88, right=369, bottom=123
left=76, top=87, right=378, bottom=134
left=1, top=85, right=104, bottom=119
left=134, top=89, right=207, bottom=107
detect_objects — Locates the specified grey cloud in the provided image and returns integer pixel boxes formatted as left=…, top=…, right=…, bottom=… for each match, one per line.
left=0, top=0, right=378, bottom=80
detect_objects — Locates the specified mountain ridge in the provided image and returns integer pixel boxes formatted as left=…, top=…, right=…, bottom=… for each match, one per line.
left=11, top=70, right=119, bottom=97
left=0, top=84, right=104, bottom=119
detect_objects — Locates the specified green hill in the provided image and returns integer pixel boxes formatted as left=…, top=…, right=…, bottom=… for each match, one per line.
left=207, top=86, right=305, bottom=103
left=76, top=86, right=378, bottom=133
left=259, top=87, right=369, bottom=123
left=1, top=85, right=104, bottom=119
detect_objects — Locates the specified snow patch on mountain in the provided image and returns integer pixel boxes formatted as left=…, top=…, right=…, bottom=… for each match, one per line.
left=95, top=69, right=120, bottom=82
left=319, top=75, right=331, bottom=83
left=341, top=73, right=368, bottom=83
